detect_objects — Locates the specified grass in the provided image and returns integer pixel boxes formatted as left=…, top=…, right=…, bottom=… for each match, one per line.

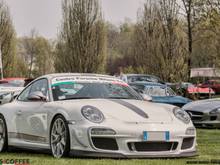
left=0, top=129, right=219, bottom=165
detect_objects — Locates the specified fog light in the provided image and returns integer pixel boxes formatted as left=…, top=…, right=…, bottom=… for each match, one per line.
left=185, top=127, right=196, bottom=135
left=91, top=128, right=116, bottom=135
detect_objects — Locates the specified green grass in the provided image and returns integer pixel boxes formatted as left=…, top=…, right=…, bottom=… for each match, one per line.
left=0, top=129, right=219, bottom=165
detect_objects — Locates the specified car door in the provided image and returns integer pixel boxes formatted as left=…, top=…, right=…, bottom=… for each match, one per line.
left=15, top=78, right=50, bottom=144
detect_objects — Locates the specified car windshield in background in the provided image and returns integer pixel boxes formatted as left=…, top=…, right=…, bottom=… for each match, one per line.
left=144, top=86, right=176, bottom=97
left=52, top=82, right=141, bottom=101
left=0, top=80, right=24, bottom=87
left=0, top=83, right=14, bottom=87
left=127, top=76, right=159, bottom=83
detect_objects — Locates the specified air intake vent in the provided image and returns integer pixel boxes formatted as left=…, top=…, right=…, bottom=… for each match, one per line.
left=91, top=137, right=118, bottom=151
left=181, top=137, right=194, bottom=150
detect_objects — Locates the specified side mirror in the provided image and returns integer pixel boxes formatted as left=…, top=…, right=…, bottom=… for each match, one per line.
left=141, top=94, right=153, bottom=102
left=28, top=91, right=47, bottom=102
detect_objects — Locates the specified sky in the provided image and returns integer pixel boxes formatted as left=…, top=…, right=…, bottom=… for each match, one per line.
left=5, top=0, right=146, bottom=39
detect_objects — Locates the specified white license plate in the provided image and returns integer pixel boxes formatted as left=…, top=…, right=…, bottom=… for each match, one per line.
left=143, top=131, right=170, bottom=141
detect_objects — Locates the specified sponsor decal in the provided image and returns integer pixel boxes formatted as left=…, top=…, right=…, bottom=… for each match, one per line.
left=0, top=159, right=30, bottom=165
left=186, top=160, right=220, bottom=164
left=51, top=76, right=126, bottom=86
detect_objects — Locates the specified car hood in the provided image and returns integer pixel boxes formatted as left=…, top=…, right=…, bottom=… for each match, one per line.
left=57, top=99, right=174, bottom=124
left=182, top=99, right=220, bottom=112
left=152, top=96, right=190, bottom=104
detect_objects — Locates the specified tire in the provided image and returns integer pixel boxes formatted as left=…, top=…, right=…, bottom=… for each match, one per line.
left=50, top=115, right=70, bottom=158
left=0, top=114, right=8, bottom=152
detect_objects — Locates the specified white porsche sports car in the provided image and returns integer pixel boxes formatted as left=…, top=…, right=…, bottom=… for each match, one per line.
left=0, top=73, right=196, bottom=158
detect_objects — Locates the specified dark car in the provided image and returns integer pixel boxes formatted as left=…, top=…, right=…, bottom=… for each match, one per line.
left=129, top=82, right=191, bottom=107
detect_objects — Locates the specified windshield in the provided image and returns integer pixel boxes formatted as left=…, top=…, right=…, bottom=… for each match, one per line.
left=51, top=82, right=142, bottom=101
left=144, top=86, right=176, bottom=97
left=127, top=75, right=159, bottom=83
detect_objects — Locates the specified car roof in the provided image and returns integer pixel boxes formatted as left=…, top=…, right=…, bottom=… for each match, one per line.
left=208, top=79, right=220, bottom=82
left=122, top=74, right=159, bottom=77
left=129, top=81, right=165, bottom=87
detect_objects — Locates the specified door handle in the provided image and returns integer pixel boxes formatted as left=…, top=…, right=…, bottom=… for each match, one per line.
left=16, top=110, right=23, bottom=116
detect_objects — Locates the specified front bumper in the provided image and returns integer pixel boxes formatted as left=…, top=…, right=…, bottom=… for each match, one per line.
left=70, top=150, right=197, bottom=158
left=186, top=110, right=220, bottom=128
left=68, top=120, right=197, bottom=158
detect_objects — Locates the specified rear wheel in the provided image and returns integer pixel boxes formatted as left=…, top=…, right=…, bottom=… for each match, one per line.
left=50, top=115, right=70, bottom=158
left=0, top=115, right=8, bottom=152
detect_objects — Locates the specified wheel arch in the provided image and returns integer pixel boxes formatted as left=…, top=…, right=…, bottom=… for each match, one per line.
left=49, top=112, right=69, bottom=134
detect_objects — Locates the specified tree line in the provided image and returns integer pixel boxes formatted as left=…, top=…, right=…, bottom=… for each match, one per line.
left=1, top=0, right=220, bottom=82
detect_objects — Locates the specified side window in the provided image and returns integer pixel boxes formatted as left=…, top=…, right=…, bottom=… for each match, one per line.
left=18, top=79, right=48, bottom=101
left=17, top=85, right=32, bottom=101
left=29, top=79, right=48, bottom=96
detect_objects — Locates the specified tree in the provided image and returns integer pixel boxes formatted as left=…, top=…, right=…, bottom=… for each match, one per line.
left=106, top=21, right=135, bottom=75
left=0, top=0, right=17, bottom=77
left=191, top=0, right=220, bottom=68
left=181, top=0, right=200, bottom=79
left=55, top=0, right=106, bottom=73
left=132, top=0, right=188, bottom=82
left=21, top=30, right=37, bottom=77
left=18, top=30, right=54, bottom=77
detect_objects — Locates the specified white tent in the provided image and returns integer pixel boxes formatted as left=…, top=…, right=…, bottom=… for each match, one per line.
left=190, top=68, right=220, bottom=78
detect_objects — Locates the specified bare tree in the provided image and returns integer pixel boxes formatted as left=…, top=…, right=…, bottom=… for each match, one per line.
left=55, top=0, right=106, bottom=73
left=182, top=0, right=198, bottom=79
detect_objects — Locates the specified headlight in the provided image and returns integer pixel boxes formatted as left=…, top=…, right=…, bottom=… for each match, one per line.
left=173, top=107, right=191, bottom=124
left=81, top=106, right=104, bottom=123
left=210, top=108, right=220, bottom=115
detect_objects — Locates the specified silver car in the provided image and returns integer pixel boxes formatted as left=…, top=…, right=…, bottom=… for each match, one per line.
left=0, top=86, right=24, bottom=105
left=183, top=99, right=220, bottom=128
left=0, top=73, right=196, bottom=158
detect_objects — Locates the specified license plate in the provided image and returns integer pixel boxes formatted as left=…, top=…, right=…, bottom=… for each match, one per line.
left=143, top=131, right=170, bottom=141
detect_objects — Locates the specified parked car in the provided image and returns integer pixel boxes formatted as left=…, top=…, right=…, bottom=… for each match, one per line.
left=0, top=78, right=34, bottom=105
left=120, top=74, right=164, bottom=84
left=182, top=99, right=220, bottom=128
left=0, top=73, right=196, bottom=158
left=167, top=82, right=215, bottom=99
left=186, top=83, right=215, bottom=98
left=199, top=80, right=220, bottom=94
left=129, top=82, right=191, bottom=107
left=0, top=77, right=26, bottom=86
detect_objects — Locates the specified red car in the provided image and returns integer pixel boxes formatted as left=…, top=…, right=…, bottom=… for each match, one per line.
left=178, top=82, right=215, bottom=99
left=200, top=80, right=220, bottom=94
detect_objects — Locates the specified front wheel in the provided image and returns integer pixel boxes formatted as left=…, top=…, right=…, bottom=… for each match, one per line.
left=50, top=115, right=70, bottom=158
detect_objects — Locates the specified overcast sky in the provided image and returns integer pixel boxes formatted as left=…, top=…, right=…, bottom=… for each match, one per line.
left=5, top=0, right=146, bottom=39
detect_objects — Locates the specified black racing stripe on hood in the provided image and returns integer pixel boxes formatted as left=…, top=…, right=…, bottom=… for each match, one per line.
left=110, top=99, right=148, bottom=119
